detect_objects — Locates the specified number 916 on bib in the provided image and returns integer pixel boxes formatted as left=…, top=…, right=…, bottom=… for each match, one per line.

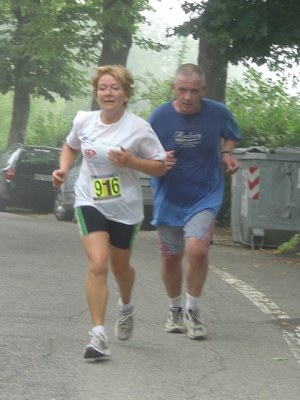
left=90, top=173, right=122, bottom=203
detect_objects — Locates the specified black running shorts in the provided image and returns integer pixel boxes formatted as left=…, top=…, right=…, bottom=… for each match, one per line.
left=75, top=205, right=141, bottom=249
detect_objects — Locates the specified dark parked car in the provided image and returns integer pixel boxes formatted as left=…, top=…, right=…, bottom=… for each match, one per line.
left=53, top=157, right=154, bottom=230
left=0, top=144, right=61, bottom=213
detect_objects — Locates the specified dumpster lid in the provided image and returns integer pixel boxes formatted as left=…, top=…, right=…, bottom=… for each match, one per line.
left=232, top=146, right=269, bottom=155
left=233, top=146, right=300, bottom=155
left=271, top=146, right=300, bottom=154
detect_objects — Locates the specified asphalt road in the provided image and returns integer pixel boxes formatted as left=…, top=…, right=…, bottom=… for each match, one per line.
left=0, top=212, right=300, bottom=400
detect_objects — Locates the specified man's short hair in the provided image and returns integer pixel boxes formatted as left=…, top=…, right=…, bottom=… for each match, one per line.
left=174, top=64, right=206, bottom=84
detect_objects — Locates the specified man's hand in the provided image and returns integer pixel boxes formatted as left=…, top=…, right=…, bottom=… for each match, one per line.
left=222, top=154, right=240, bottom=175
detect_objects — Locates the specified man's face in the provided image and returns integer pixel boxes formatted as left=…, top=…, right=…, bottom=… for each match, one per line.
left=172, top=75, right=206, bottom=115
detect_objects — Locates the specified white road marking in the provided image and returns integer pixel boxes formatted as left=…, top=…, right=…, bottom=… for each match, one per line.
left=210, top=265, right=300, bottom=364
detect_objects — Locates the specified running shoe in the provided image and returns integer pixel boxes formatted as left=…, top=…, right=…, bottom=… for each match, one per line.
left=114, top=300, right=134, bottom=340
left=83, top=331, right=111, bottom=359
left=183, top=309, right=207, bottom=339
left=164, top=307, right=186, bottom=333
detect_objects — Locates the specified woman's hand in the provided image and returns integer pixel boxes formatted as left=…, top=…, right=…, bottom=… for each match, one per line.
left=108, top=146, right=166, bottom=176
left=108, top=146, right=133, bottom=167
left=165, top=150, right=177, bottom=170
left=52, top=169, right=67, bottom=188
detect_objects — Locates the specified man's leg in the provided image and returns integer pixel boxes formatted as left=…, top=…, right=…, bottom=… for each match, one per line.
left=161, top=251, right=184, bottom=299
left=182, top=210, right=215, bottom=339
left=185, top=237, right=209, bottom=298
left=183, top=239, right=209, bottom=339
left=157, top=226, right=186, bottom=333
left=162, top=252, right=187, bottom=333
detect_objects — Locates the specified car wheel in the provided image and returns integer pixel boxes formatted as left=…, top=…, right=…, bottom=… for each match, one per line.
left=53, top=191, right=73, bottom=221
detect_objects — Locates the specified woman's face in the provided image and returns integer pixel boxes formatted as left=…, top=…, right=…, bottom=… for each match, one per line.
left=96, top=74, right=128, bottom=117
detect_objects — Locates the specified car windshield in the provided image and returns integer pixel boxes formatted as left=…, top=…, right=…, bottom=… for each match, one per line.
left=19, top=148, right=60, bottom=166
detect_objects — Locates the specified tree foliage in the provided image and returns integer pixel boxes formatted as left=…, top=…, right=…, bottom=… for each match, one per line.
left=130, top=40, right=190, bottom=119
left=0, top=0, right=167, bottom=145
left=0, top=91, right=90, bottom=149
left=0, top=0, right=90, bottom=101
left=226, top=68, right=300, bottom=148
left=0, top=0, right=93, bottom=145
left=91, top=0, right=169, bottom=110
left=176, top=0, right=300, bottom=72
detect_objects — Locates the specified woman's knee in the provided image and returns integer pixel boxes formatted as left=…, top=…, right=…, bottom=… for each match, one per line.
left=88, top=258, right=108, bottom=277
left=111, top=263, right=131, bottom=279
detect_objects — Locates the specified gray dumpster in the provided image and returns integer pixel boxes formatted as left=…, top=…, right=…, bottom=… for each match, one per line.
left=230, top=146, right=300, bottom=249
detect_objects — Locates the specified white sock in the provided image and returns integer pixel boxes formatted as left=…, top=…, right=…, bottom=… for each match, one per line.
left=185, top=293, right=199, bottom=311
left=92, top=325, right=105, bottom=335
left=169, top=295, right=182, bottom=309
left=118, top=298, right=133, bottom=312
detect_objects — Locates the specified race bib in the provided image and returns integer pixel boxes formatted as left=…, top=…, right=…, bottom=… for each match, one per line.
left=90, top=173, right=122, bottom=203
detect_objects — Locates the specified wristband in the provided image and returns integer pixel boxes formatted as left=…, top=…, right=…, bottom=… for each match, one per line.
left=221, top=151, right=230, bottom=155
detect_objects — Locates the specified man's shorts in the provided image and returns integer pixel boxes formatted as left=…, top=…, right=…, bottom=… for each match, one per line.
left=157, top=210, right=216, bottom=256
left=75, top=206, right=141, bottom=249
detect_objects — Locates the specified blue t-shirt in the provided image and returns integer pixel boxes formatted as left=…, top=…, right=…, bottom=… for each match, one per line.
left=148, top=99, right=241, bottom=226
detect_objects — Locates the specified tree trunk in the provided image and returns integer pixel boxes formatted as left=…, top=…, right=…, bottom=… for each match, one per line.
left=7, top=84, right=30, bottom=146
left=198, top=30, right=228, bottom=104
left=7, top=0, right=40, bottom=146
left=91, top=0, right=133, bottom=111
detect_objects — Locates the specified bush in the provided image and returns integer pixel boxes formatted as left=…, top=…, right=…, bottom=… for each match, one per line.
left=276, top=234, right=300, bottom=254
left=226, top=68, right=300, bottom=149
left=0, top=94, right=91, bottom=150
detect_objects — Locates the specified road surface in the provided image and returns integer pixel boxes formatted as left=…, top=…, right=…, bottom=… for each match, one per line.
left=0, top=212, right=299, bottom=399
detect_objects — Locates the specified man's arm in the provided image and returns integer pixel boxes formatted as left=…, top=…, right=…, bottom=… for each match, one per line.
left=221, top=139, right=240, bottom=175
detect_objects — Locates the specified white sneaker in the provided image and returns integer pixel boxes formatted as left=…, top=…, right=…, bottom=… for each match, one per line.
left=114, top=299, right=134, bottom=340
left=183, top=309, right=207, bottom=339
left=164, top=307, right=186, bottom=333
left=83, top=331, right=111, bottom=359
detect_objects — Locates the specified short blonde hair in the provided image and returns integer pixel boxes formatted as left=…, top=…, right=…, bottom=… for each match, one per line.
left=91, top=65, right=134, bottom=107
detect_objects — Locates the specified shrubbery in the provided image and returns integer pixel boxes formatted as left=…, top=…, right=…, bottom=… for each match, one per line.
left=0, top=94, right=90, bottom=149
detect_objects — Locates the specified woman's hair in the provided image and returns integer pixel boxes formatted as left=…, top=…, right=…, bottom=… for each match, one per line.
left=91, top=65, right=135, bottom=107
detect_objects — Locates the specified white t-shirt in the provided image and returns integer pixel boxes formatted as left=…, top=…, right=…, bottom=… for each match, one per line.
left=66, top=110, right=166, bottom=224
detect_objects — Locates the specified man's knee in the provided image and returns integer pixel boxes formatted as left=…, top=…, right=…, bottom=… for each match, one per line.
left=162, top=253, right=183, bottom=270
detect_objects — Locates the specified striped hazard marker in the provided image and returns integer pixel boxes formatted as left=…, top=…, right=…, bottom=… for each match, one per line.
left=248, top=167, right=260, bottom=199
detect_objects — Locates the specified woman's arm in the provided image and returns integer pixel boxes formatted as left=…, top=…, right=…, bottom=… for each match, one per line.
left=52, top=142, right=79, bottom=188
left=107, top=146, right=167, bottom=176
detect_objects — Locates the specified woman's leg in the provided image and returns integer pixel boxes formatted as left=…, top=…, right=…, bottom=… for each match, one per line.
left=81, top=231, right=111, bottom=358
left=110, top=245, right=134, bottom=306
left=82, top=231, right=110, bottom=326
left=110, top=246, right=136, bottom=340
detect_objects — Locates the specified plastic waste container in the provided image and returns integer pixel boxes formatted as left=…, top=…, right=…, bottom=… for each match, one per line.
left=231, top=146, right=300, bottom=249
